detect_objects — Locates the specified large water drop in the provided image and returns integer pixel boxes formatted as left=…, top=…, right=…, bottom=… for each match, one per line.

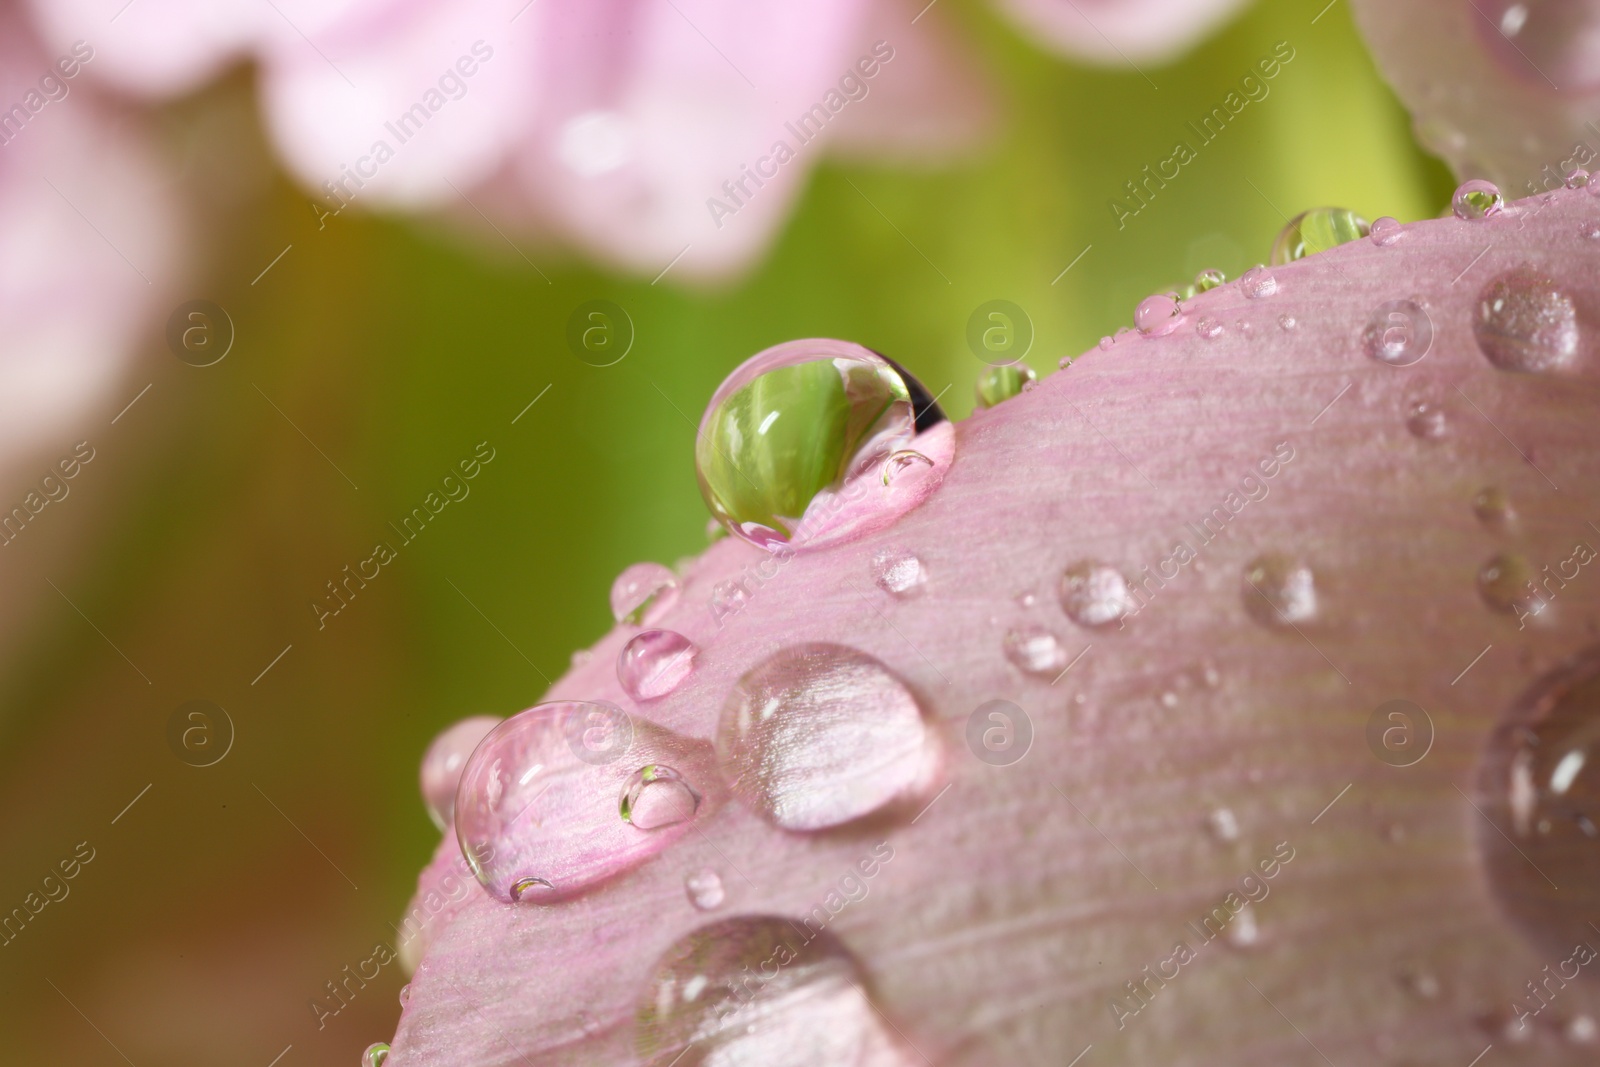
left=420, top=715, right=501, bottom=831
left=1474, top=266, right=1581, bottom=374
left=1269, top=207, right=1369, bottom=264
left=1453, top=179, right=1504, bottom=220
left=618, top=629, right=699, bottom=701
left=716, top=644, right=928, bottom=830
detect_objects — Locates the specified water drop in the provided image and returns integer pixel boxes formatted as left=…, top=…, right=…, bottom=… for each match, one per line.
left=1472, top=486, right=1515, bottom=532
left=1362, top=298, right=1433, bottom=366
left=881, top=449, right=933, bottom=486
left=1474, top=1, right=1600, bottom=93
left=1478, top=552, right=1543, bottom=618
left=1239, top=265, right=1278, bottom=299
left=611, top=562, right=681, bottom=625
left=1225, top=903, right=1260, bottom=947
left=1478, top=645, right=1600, bottom=962
left=695, top=340, right=950, bottom=550
left=398, top=983, right=410, bottom=1005
left=1135, top=294, right=1184, bottom=337
left=1568, top=168, right=1592, bottom=189
left=1196, top=317, right=1224, bottom=340
left=1206, top=807, right=1240, bottom=842
left=1474, top=266, right=1581, bottom=374
left=1060, top=561, right=1133, bottom=628
left=1235, top=319, right=1256, bottom=339
left=1193, top=268, right=1227, bottom=292
left=1002, top=626, right=1068, bottom=677
left=1583, top=221, right=1600, bottom=241
left=974, top=363, right=1036, bottom=408
left=1278, top=314, right=1297, bottom=331
left=1406, top=400, right=1448, bottom=439
left=1452, top=179, right=1504, bottom=220
left=420, top=715, right=501, bottom=831
left=1097, top=335, right=1113, bottom=351
left=1369, top=215, right=1405, bottom=247
left=1242, top=554, right=1316, bottom=627
left=684, top=868, right=725, bottom=911
left=571, top=648, right=593, bottom=668
left=635, top=917, right=908, bottom=1067
left=620, top=764, right=701, bottom=829
left=716, top=643, right=928, bottom=830
left=1159, top=690, right=1178, bottom=708
left=1397, top=968, right=1440, bottom=1000
left=455, top=701, right=707, bottom=901
left=871, top=547, right=926, bottom=597
left=618, top=630, right=699, bottom=702
left=362, top=1044, right=390, bottom=1067
left=1270, top=207, right=1369, bottom=265
left=1568, top=1015, right=1599, bottom=1045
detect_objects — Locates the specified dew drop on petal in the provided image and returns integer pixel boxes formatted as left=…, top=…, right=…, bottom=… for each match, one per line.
left=1452, top=179, right=1504, bottom=220
left=1135, top=294, right=1184, bottom=336
left=871, top=547, right=926, bottom=597
left=1583, top=221, right=1600, bottom=241
left=1242, top=554, right=1317, bottom=627
left=1206, top=807, right=1240, bottom=842
left=1363, top=299, right=1433, bottom=366
left=1193, top=268, right=1227, bottom=292
left=1239, top=266, right=1278, bottom=299
left=1473, top=266, right=1581, bottom=375
left=1002, top=626, right=1068, bottom=677
left=1269, top=207, right=1369, bottom=264
left=1060, top=561, right=1133, bottom=628
left=975, top=363, right=1036, bottom=408
left=1478, top=552, right=1543, bottom=617
left=618, top=629, right=699, bottom=702
left=420, top=715, right=501, bottom=831
left=684, top=868, right=725, bottom=911
left=1197, top=317, right=1224, bottom=340
left=611, top=562, right=681, bottom=625
left=881, top=449, right=933, bottom=487
left=619, top=764, right=701, bottom=830
left=635, top=917, right=909, bottom=1067
left=1568, top=167, right=1592, bottom=189
left=1568, top=1015, right=1599, bottom=1045
left=1278, top=314, right=1297, bottom=332
left=362, top=1043, right=390, bottom=1067
left=1406, top=400, right=1448, bottom=439
left=1472, top=486, right=1515, bottom=532
left=695, top=339, right=950, bottom=550
left=455, top=701, right=707, bottom=901
left=1225, top=903, right=1260, bottom=947
left=1369, top=215, right=1405, bottom=247
left=715, top=644, right=928, bottom=831
left=1478, top=646, right=1600, bottom=962
left=398, top=983, right=410, bottom=1006
left=1097, top=335, right=1113, bottom=351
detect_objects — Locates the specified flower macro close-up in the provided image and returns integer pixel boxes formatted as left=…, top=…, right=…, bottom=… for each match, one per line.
left=2, top=1, right=1600, bottom=1066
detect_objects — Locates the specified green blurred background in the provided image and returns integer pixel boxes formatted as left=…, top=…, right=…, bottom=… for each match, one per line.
left=0, top=1, right=1452, bottom=1063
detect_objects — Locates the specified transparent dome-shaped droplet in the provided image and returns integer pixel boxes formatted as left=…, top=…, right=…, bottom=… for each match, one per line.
left=871, top=547, right=925, bottom=597
left=618, top=629, right=699, bottom=702
left=1474, top=266, right=1581, bottom=374
left=1475, top=1, right=1600, bottom=93
left=1060, top=561, right=1133, bottom=628
left=1002, top=626, right=1068, bottom=677
left=1206, top=807, right=1240, bottom=842
left=420, top=715, right=501, bottom=831
left=1135, top=294, right=1184, bottom=336
left=1197, top=317, right=1224, bottom=340
left=362, top=1043, right=390, bottom=1067
left=1278, top=314, right=1297, bottom=331
left=881, top=449, right=934, bottom=487
left=455, top=701, right=708, bottom=902
left=1568, top=168, right=1592, bottom=189
left=635, top=917, right=910, bottom=1067
left=1583, top=221, right=1600, bottom=241
left=1478, top=552, right=1544, bottom=618
left=1478, top=645, right=1600, bottom=962
left=1239, top=265, right=1278, bottom=299
left=1270, top=207, right=1370, bottom=265
left=1243, top=554, right=1316, bottom=627
left=1472, top=486, right=1515, bottom=532
left=716, top=643, right=928, bottom=830
left=398, top=983, right=410, bottom=1006
left=1453, top=179, right=1504, bottom=220
left=620, top=764, right=701, bottom=830
left=1369, top=215, right=1405, bottom=247
left=611, top=562, right=681, bottom=625
left=1225, top=903, right=1260, bottom=947
left=1193, top=268, right=1227, bottom=292
left=1363, top=299, right=1433, bottom=366
left=974, top=362, right=1036, bottom=408
left=684, top=868, right=725, bottom=911
left=695, top=339, right=951, bottom=550
left=1406, top=400, right=1448, bottom=439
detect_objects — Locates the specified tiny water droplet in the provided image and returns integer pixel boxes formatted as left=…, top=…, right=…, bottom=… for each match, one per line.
left=1568, top=168, right=1592, bottom=189
left=1474, top=266, right=1581, bottom=374
left=1060, top=561, right=1132, bottom=628
left=398, top=983, right=410, bottom=1006
left=1159, top=690, right=1178, bottom=708
left=1406, top=400, right=1448, bottom=439
left=695, top=339, right=949, bottom=550
left=1567, top=1014, right=1599, bottom=1045
left=1478, top=552, right=1540, bottom=616
left=1234, top=318, right=1255, bottom=340
left=684, top=868, right=725, bottom=910
left=1363, top=299, right=1433, bottom=366
left=1197, top=317, right=1224, bottom=340
left=1225, top=903, right=1260, bottom=947
left=635, top=917, right=907, bottom=1067
left=1369, top=215, right=1405, bottom=246
left=611, top=562, right=681, bottom=625
left=617, top=629, right=699, bottom=701
left=420, top=715, right=501, bottom=832
left=974, top=363, right=1036, bottom=408
left=1206, top=807, right=1240, bottom=842
left=1472, top=486, right=1515, bottom=531
left=1193, top=268, right=1227, bottom=292
left=1002, top=626, right=1068, bottom=677
left=1239, top=265, right=1278, bottom=299
left=1098, top=335, right=1113, bottom=351
left=1270, top=207, right=1369, bottom=264
left=1453, top=179, right=1504, bottom=220
left=620, top=764, right=701, bottom=829
left=1278, top=314, right=1297, bottom=331
left=1135, top=294, right=1184, bottom=337
left=871, top=547, right=926, bottom=597
left=455, top=702, right=707, bottom=901
left=1583, top=221, right=1600, bottom=241
left=716, top=644, right=928, bottom=830
left=881, top=449, right=933, bottom=487
left=1398, top=968, right=1440, bottom=1000
left=570, top=649, right=593, bottom=668
left=1478, top=646, right=1600, bottom=962
left=362, top=1043, right=390, bottom=1067
left=1242, top=554, right=1317, bottom=627
left=1015, top=590, right=1038, bottom=608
